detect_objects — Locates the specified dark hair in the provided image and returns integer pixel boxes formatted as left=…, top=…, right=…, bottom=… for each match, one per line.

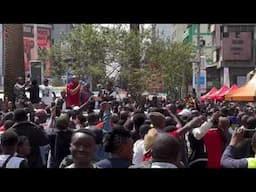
left=1, top=131, right=18, bottom=147
left=4, top=120, right=15, bottom=130
left=87, top=113, right=99, bottom=125
left=152, top=133, right=181, bottom=162
left=123, top=119, right=134, bottom=131
left=77, top=114, right=87, bottom=123
left=88, top=127, right=103, bottom=144
left=251, top=132, right=256, bottom=148
left=104, top=128, right=131, bottom=153
left=0, top=112, right=14, bottom=126
left=164, top=125, right=177, bottom=133
left=111, top=113, right=119, bottom=124
left=246, top=116, right=256, bottom=130
left=72, top=129, right=96, bottom=142
left=139, top=124, right=151, bottom=139
left=14, top=109, right=28, bottom=122
left=165, top=116, right=176, bottom=126
left=133, top=113, right=145, bottom=130
left=32, top=79, right=38, bottom=85
left=17, top=136, right=29, bottom=147
left=120, top=111, right=129, bottom=121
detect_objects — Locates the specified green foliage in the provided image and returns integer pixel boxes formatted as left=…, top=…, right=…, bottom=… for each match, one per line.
left=40, top=24, right=195, bottom=98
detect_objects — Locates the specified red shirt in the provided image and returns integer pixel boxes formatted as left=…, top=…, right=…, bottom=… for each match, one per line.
left=67, top=82, right=80, bottom=107
left=203, top=129, right=223, bottom=168
left=0, top=125, right=5, bottom=132
left=169, top=130, right=180, bottom=139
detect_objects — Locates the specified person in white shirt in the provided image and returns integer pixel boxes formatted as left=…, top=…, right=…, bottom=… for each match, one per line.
left=0, top=131, right=28, bottom=168
left=39, top=79, right=55, bottom=107
left=132, top=124, right=151, bottom=165
left=192, top=111, right=221, bottom=140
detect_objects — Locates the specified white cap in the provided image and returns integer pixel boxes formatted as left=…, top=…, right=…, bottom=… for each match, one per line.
left=73, top=106, right=80, bottom=111
left=178, top=109, right=192, bottom=118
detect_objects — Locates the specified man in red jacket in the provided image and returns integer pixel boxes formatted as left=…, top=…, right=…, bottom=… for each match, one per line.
left=66, top=75, right=81, bottom=107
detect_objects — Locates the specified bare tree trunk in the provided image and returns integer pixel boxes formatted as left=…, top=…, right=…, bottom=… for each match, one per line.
left=4, top=24, right=25, bottom=100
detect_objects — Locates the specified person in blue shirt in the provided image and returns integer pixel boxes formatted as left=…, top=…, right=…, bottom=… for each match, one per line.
left=221, top=128, right=256, bottom=168
left=96, top=128, right=133, bottom=168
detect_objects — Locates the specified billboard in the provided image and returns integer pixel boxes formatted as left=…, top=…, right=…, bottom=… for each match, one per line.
left=222, top=32, right=252, bottom=61
left=193, top=69, right=206, bottom=94
left=146, top=64, right=163, bottom=93
left=23, top=25, right=52, bottom=77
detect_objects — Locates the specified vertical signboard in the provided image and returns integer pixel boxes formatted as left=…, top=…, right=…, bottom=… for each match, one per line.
left=23, top=25, right=52, bottom=77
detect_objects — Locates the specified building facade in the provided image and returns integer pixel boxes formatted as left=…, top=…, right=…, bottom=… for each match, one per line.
left=183, top=24, right=213, bottom=93
left=211, top=24, right=255, bottom=88
left=155, top=24, right=174, bottom=40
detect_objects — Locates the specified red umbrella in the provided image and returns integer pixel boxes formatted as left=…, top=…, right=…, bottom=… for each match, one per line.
left=217, top=84, right=238, bottom=100
left=200, top=87, right=218, bottom=101
left=209, top=85, right=229, bottom=101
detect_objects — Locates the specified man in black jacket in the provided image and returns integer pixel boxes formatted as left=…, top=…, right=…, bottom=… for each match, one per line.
left=8, top=109, right=49, bottom=168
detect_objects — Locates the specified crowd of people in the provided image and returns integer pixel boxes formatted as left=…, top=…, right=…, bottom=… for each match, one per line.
left=0, top=75, right=256, bottom=168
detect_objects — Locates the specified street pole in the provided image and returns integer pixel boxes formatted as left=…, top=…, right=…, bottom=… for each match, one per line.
left=34, top=24, right=38, bottom=59
left=196, top=24, right=201, bottom=99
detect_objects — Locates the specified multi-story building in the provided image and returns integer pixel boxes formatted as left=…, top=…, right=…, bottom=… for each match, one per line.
left=155, top=24, right=174, bottom=40
left=172, top=24, right=187, bottom=42
left=211, top=24, right=255, bottom=87
left=183, top=24, right=213, bottom=93
left=51, top=24, right=73, bottom=43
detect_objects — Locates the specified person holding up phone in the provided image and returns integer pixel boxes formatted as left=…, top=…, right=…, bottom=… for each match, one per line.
left=221, top=128, right=256, bottom=168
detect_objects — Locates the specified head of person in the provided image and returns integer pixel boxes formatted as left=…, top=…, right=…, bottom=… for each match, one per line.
left=70, top=129, right=96, bottom=167
left=61, top=90, right=66, bottom=98
left=241, top=115, right=249, bottom=127
left=164, top=125, right=177, bottom=133
left=7, top=101, right=13, bottom=111
left=166, top=103, right=177, bottom=114
left=87, top=113, right=99, bottom=126
left=165, top=116, right=177, bottom=127
left=139, top=124, right=151, bottom=139
left=251, top=132, right=256, bottom=154
left=220, top=106, right=229, bottom=117
left=14, top=109, right=28, bottom=122
left=56, top=114, right=69, bottom=130
left=84, top=82, right=90, bottom=91
left=1, top=112, right=14, bottom=125
left=17, top=136, right=31, bottom=157
left=34, top=109, right=48, bottom=124
left=133, top=113, right=146, bottom=131
left=104, top=128, right=133, bottom=161
left=149, top=112, right=166, bottom=130
left=123, top=118, right=134, bottom=131
left=71, top=75, right=79, bottom=84
left=244, top=116, right=256, bottom=138
left=111, top=113, right=119, bottom=125
left=3, top=120, right=15, bottom=131
left=32, top=79, right=38, bottom=86
left=118, top=111, right=129, bottom=125
left=77, top=114, right=87, bottom=126
left=218, top=117, right=230, bottom=132
left=152, top=133, right=181, bottom=166
left=191, top=110, right=200, bottom=118
left=88, top=127, right=103, bottom=145
left=43, top=79, right=49, bottom=86
left=1, top=131, right=19, bottom=155
left=17, top=77, right=24, bottom=85
left=178, top=109, right=192, bottom=123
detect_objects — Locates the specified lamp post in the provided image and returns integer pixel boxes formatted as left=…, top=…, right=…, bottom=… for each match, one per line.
left=196, top=24, right=201, bottom=99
